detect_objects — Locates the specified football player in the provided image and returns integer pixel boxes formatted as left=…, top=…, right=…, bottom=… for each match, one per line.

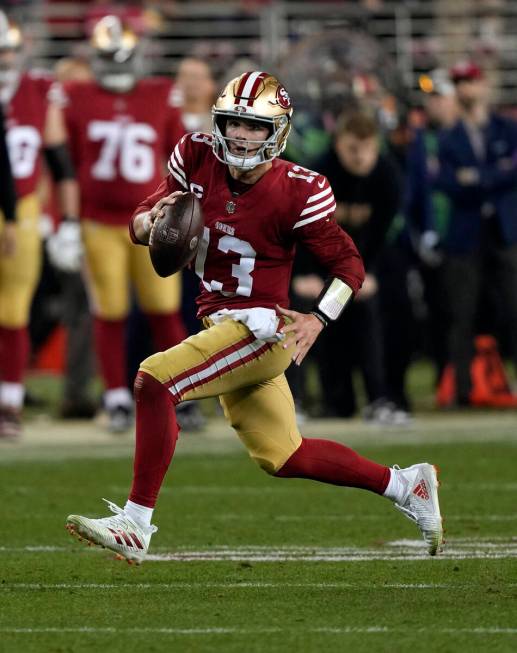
left=67, top=71, right=444, bottom=561
left=0, top=11, right=80, bottom=438
left=58, top=16, right=188, bottom=432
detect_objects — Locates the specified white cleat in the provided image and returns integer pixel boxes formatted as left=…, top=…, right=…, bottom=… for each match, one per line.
left=66, top=499, right=157, bottom=565
left=393, top=463, right=444, bottom=556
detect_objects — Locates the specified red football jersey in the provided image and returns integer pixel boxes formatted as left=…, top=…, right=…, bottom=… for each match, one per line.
left=133, top=132, right=365, bottom=317
left=63, top=77, right=184, bottom=225
left=3, top=71, right=55, bottom=199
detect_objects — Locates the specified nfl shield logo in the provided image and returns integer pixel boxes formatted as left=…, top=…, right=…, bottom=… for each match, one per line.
left=226, top=200, right=236, bottom=214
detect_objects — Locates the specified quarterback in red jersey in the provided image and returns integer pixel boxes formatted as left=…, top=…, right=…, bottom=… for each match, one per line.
left=67, top=71, right=444, bottom=561
left=59, top=16, right=188, bottom=432
left=0, top=11, right=80, bottom=438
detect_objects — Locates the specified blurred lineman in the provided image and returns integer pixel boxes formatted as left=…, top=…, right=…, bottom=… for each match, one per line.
left=58, top=16, right=187, bottom=432
left=0, top=11, right=79, bottom=438
left=437, top=62, right=517, bottom=406
left=66, top=71, right=443, bottom=563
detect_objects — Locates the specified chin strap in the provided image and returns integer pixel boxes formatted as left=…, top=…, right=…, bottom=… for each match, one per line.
left=312, top=277, right=354, bottom=324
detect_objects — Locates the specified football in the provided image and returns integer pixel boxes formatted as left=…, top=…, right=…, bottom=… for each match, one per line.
left=149, top=192, right=204, bottom=277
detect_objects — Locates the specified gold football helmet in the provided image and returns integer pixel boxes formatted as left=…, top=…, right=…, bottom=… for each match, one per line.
left=0, top=11, right=23, bottom=103
left=90, top=15, right=140, bottom=93
left=212, top=71, right=293, bottom=169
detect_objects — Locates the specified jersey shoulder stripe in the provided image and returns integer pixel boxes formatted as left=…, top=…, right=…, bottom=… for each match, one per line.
left=167, top=132, right=213, bottom=189
left=167, top=136, right=189, bottom=188
left=292, top=176, right=336, bottom=229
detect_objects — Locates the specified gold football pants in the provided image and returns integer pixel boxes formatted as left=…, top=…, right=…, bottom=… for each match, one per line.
left=0, top=194, right=42, bottom=328
left=140, top=318, right=302, bottom=473
left=82, top=220, right=182, bottom=319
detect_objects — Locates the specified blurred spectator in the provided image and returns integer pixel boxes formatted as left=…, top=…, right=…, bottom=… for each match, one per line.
left=173, top=56, right=216, bottom=135
left=437, top=61, right=517, bottom=405
left=405, top=69, right=458, bottom=384
left=292, top=112, right=406, bottom=425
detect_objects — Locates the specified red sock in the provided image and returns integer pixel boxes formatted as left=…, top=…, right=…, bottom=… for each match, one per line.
left=129, top=371, right=179, bottom=508
left=94, top=318, right=127, bottom=389
left=275, top=437, right=390, bottom=495
left=146, top=311, right=187, bottom=352
left=0, top=326, right=29, bottom=382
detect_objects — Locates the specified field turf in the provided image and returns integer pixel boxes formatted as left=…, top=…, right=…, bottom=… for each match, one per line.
left=1, top=404, right=516, bottom=652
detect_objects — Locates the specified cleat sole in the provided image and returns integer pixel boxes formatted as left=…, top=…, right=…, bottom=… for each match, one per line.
left=66, top=520, right=139, bottom=564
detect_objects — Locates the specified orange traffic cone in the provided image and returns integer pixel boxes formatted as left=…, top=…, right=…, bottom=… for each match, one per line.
left=436, top=335, right=517, bottom=408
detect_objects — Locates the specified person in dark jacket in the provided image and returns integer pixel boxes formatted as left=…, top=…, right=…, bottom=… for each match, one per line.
left=291, top=111, right=405, bottom=424
left=405, top=69, right=458, bottom=384
left=437, top=61, right=517, bottom=405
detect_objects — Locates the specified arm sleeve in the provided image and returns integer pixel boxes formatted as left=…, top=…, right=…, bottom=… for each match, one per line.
left=291, top=174, right=365, bottom=293
left=295, top=218, right=365, bottom=294
left=0, top=104, right=17, bottom=222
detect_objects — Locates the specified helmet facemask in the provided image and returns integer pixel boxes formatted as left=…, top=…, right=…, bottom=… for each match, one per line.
left=90, top=15, right=141, bottom=93
left=212, top=111, right=290, bottom=170
left=91, top=49, right=141, bottom=93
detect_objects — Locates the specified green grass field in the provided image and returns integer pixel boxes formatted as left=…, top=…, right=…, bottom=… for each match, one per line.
left=1, top=381, right=517, bottom=652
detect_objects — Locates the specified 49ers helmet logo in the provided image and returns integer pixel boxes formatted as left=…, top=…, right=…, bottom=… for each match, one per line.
left=276, top=85, right=291, bottom=109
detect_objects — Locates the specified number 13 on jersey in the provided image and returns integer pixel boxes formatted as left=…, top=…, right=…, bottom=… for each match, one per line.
left=195, top=226, right=256, bottom=297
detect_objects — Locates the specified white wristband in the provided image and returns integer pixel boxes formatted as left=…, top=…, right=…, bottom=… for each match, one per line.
left=316, top=278, right=354, bottom=321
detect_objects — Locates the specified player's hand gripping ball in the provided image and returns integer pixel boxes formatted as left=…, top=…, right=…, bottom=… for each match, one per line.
left=149, top=192, right=204, bottom=277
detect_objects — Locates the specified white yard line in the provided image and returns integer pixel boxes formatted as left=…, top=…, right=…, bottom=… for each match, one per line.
left=1, top=626, right=516, bottom=635
left=146, top=552, right=516, bottom=561
left=3, top=582, right=474, bottom=590
left=1, top=540, right=515, bottom=561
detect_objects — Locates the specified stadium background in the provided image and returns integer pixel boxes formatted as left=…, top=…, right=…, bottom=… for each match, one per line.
left=1, top=2, right=517, bottom=653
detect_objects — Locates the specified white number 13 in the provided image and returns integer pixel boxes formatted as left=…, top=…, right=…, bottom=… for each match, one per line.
left=195, top=227, right=256, bottom=297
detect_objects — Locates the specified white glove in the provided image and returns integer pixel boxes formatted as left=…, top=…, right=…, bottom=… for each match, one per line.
left=418, top=230, right=443, bottom=268
left=46, top=219, right=83, bottom=273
